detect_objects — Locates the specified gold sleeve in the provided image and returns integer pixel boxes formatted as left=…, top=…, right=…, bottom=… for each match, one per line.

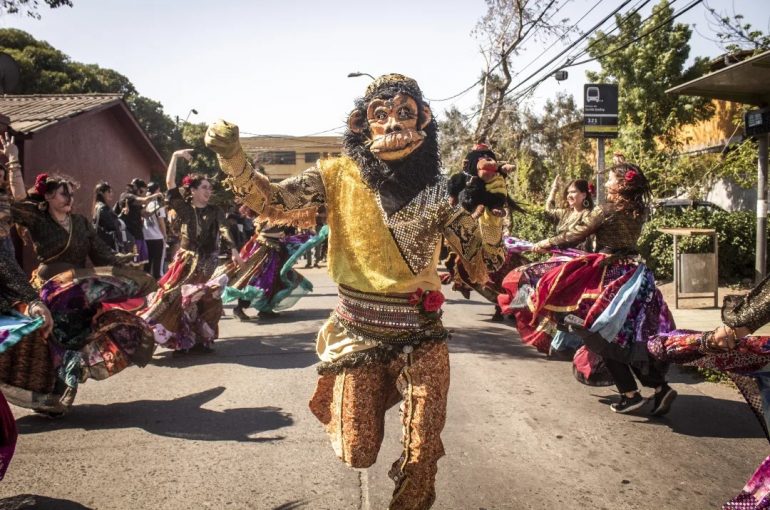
left=722, top=274, right=770, bottom=333
left=546, top=206, right=604, bottom=248
left=217, top=149, right=272, bottom=214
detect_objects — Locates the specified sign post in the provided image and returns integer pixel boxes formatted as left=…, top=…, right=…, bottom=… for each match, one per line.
left=583, top=84, right=619, bottom=205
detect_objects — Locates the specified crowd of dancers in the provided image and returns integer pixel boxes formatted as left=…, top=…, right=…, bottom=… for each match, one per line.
left=0, top=73, right=769, bottom=509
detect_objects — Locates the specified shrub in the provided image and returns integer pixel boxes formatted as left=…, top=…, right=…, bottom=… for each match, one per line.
left=639, top=209, right=765, bottom=282
left=508, top=205, right=554, bottom=243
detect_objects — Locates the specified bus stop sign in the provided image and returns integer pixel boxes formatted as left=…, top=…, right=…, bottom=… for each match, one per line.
left=583, top=83, right=618, bottom=139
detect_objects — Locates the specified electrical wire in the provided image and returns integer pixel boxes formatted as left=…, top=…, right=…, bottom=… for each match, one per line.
left=566, top=0, right=704, bottom=67
left=426, top=0, right=560, bottom=102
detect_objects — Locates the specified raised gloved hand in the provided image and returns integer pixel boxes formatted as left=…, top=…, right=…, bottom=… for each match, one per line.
left=204, top=120, right=241, bottom=159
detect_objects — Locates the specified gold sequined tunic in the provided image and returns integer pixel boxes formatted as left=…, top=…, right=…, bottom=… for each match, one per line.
left=218, top=153, right=505, bottom=366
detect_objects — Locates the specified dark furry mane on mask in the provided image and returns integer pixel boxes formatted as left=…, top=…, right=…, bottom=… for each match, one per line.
left=342, top=83, right=442, bottom=201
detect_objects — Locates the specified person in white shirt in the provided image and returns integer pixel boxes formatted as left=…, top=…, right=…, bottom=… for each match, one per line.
left=143, top=181, right=167, bottom=279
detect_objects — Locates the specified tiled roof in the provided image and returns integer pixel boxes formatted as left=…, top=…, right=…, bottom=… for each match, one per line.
left=0, top=93, right=123, bottom=133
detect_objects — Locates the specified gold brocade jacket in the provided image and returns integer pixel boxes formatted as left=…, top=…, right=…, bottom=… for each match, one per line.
left=219, top=153, right=505, bottom=362
left=544, top=206, right=594, bottom=251
left=546, top=204, right=646, bottom=253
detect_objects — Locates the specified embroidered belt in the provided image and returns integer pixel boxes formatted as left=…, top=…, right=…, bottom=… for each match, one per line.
left=333, top=285, right=446, bottom=346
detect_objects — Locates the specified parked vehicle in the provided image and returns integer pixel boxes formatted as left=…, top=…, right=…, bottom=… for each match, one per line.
left=652, top=198, right=725, bottom=214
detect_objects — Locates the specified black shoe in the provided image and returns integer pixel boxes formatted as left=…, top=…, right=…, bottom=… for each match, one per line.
left=610, top=392, right=645, bottom=414
left=651, top=385, right=677, bottom=416
left=547, top=347, right=576, bottom=361
left=491, top=311, right=504, bottom=321
left=303, top=264, right=312, bottom=268
left=188, top=343, right=215, bottom=355
left=233, top=306, right=251, bottom=321
left=258, top=310, right=280, bottom=319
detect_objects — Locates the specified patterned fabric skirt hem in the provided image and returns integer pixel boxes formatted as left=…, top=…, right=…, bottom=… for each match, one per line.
left=141, top=250, right=223, bottom=351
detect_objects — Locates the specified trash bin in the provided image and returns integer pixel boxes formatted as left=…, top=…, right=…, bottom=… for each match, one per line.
left=658, top=228, right=718, bottom=309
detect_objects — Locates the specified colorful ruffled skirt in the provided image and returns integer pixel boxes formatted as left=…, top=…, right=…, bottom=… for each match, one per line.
left=499, top=252, right=675, bottom=381
left=0, top=391, right=16, bottom=480
left=218, top=227, right=327, bottom=313
left=497, top=250, right=584, bottom=353
left=140, top=249, right=224, bottom=351
left=0, top=267, right=156, bottom=413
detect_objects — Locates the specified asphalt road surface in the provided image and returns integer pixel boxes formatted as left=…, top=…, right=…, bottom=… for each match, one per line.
left=0, top=268, right=766, bottom=510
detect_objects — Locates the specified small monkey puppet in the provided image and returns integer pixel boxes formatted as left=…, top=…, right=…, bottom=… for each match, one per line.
left=448, top=143, right=520, bottom=218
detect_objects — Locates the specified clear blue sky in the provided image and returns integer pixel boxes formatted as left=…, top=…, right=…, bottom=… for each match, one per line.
left=1, top=0, right=768, bottom=136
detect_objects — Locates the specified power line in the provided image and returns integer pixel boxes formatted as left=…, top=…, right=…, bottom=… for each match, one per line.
left=456, top=0, right=706, bottom=137
left=512, top=0, right=605, bottom=79
left=564, top=0, right=660, bottom=63
left=502, top=0, right=703, bottom=106
left=426, top=0, right=560, bottom=102
left=500, top=0, right=635, bottom=101
left=566, top=0, right=705, bottom=67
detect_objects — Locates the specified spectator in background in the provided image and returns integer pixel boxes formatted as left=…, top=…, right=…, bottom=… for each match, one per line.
left=115, top=178, right=162, bottom=262
left=226, top=211, right=246, bottom=251
left=92, top=181, right=125, bottom=253
left=143, top=181, right=167, bottom=279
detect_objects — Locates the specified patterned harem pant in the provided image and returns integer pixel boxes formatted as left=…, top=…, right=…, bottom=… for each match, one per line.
left=309, top=341, right=450, bottom=510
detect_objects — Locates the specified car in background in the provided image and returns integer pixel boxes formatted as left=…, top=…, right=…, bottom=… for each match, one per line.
left=652, top=198, right=725, bottom=214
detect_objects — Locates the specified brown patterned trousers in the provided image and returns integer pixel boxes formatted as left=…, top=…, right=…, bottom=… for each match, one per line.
left=309, top=341, right=450, bottom=510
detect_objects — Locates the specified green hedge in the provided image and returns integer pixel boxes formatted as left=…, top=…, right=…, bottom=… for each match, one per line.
left=508, top=206, right=554, bottom=244
left=639, top=209, right=765, bottom=282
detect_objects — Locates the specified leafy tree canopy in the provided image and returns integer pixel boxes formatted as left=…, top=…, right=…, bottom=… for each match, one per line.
left=1, top=0, right=72, bottom=19
left=0, top=28, right=178, bottom=160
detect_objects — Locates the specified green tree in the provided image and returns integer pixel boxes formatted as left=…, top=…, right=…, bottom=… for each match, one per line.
left=178, top=122, right=233, bottom=207
left=1, top=0, right=72, bottom=19
left=0, top=29, right=178, bottom=160
left=584, top=0, right=714, bottom=195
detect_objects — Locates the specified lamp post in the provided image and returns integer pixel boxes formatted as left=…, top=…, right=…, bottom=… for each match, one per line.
left=175, top=108, right=199, bottom=131
left=347, top=72, right=375, bottom=80
left=184, top=108, right=199, bottom=123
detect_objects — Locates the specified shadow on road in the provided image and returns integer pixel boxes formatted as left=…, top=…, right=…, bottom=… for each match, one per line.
left=449, top=325, right=543, bottom=360
left=153, top=332, right=319, bottom=370
left=273, top=501, right=310, bottom=510
left=0, top=495, right=93, bottom=510
left=627, top=393, right=765, bottom=440
left=220, top=307, right=332, bottom=325
left=15, top=387, right=293, bottom=442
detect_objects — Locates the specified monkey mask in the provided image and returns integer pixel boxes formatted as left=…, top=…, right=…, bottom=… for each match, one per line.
left=347, top=74, right=433, bottom=162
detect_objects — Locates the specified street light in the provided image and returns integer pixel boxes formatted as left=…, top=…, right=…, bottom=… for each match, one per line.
left=184, top=108, right=199, bottom=123
left=347, top=71, right=375, bottom=80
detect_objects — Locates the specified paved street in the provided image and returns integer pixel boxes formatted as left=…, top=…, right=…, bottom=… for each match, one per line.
left=0, top=268, right=767, bottom=510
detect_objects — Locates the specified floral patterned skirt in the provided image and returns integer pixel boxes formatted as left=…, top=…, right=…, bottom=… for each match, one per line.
left=0, top=267, right=156, bottom=412
left=141, top=249, right=224, bottom=351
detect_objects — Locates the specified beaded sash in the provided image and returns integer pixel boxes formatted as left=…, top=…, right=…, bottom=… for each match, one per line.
left=333, top=285, right=447, bottom=346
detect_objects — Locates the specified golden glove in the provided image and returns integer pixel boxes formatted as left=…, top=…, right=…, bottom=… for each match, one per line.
left=204, top=120, right=242, bottom=160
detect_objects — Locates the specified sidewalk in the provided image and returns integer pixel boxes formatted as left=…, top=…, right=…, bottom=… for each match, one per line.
left=658, top=281, right=770, bottom=334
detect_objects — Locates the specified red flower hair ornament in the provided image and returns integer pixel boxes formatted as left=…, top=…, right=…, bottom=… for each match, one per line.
left=624, top=169, right=638, bottom=183
left=181, top=175, right=193, bottom=187
left=587, top=182, right=596, bottom=196
left=33, top=173, right=49, bottom=195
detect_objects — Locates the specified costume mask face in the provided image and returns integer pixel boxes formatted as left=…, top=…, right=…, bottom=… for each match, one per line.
left=476, top=155, right=498, bottom=182
left=349, top=92, right=432, bottom=162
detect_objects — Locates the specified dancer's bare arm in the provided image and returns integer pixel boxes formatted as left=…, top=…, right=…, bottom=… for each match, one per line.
left=166, top=149, right=194, bottom=190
